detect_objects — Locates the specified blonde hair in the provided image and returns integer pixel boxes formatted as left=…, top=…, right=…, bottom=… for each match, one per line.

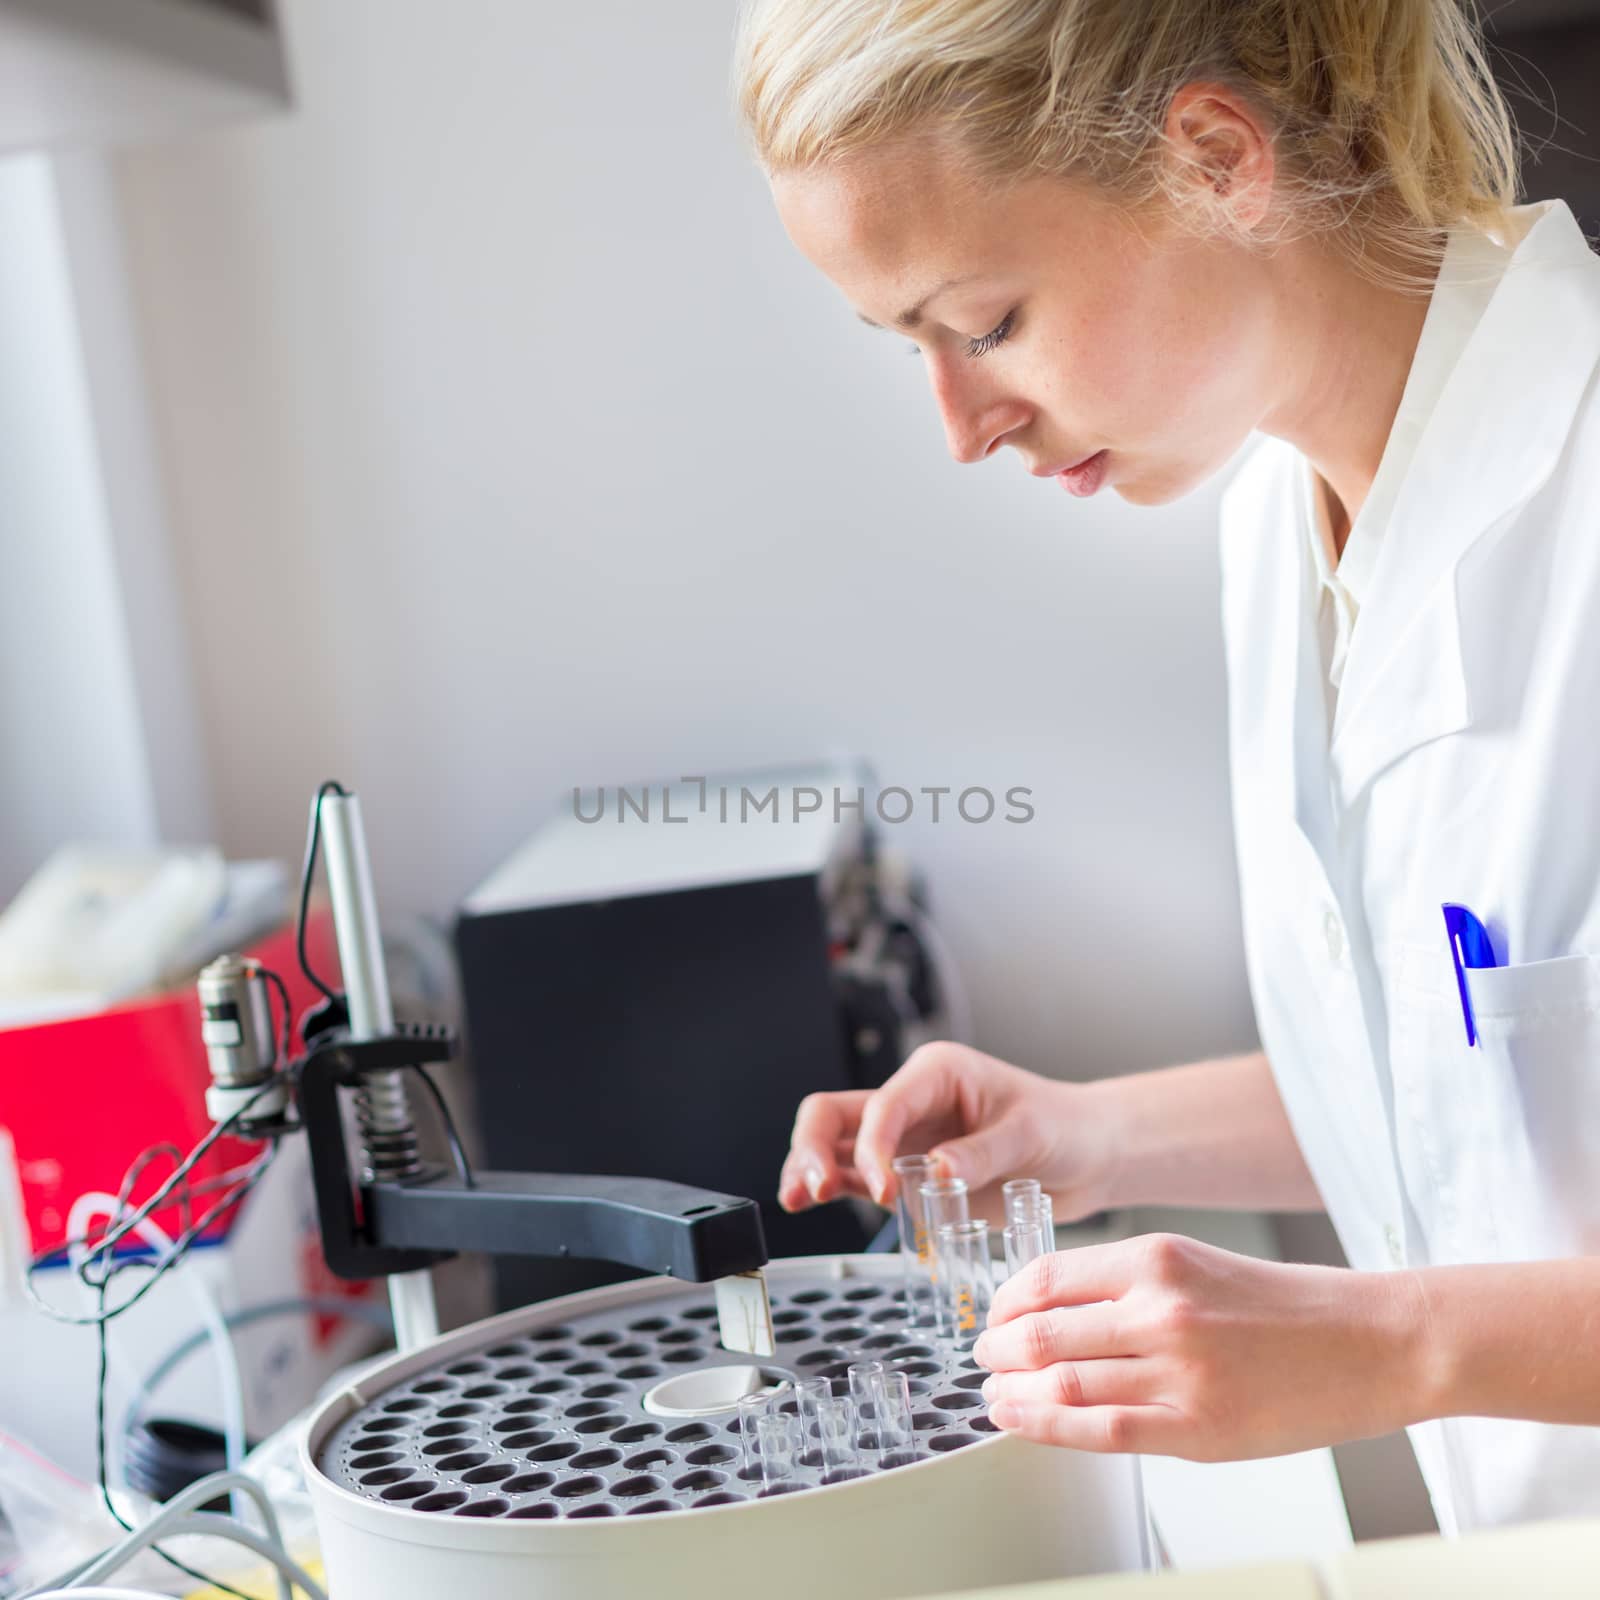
left=732, top=0, right=1521, bottom=292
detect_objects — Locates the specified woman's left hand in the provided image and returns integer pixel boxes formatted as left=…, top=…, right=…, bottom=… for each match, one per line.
left=973, top=1233, right=1427, bottom=1461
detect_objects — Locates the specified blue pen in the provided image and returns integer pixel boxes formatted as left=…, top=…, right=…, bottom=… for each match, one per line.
left=1442, top=902, right=1501, bottom=1047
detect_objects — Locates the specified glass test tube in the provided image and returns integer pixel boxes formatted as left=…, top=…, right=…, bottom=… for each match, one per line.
left=892, top=1154, right=938, bottom=1327
left=919, top=1176, right=970, bottom=1338
left=937, top=1218, right=995, bottom=1347
left=738, top=1388, right=772, bottom=1477
left=847, top=1360, right=886, bottom=1455
left=793, top=1375, right=831, bottom=1462
left=757, top=1413, right=801, bottom=1492
left=870, top=1368, right=915, bottom=1466
left=1006, top=1188, right=1054, bottom=1266
left=816, top=1395, right=859, bottom=1481
left=1003, top=1178, right=1042, bottom=1219
left=1004, top=1218, right=1046, bottom=1278
left=1030, top=1193, right=1056, bottom=1256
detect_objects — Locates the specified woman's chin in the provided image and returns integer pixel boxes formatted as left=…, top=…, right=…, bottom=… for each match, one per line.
left=1112, top=477, right=1180, bottom=508
left=1112, top=458, right=1218, bottom=508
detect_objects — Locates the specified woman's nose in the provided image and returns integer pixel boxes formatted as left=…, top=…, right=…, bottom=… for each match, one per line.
left=932, top=365, right=1031, bottom=465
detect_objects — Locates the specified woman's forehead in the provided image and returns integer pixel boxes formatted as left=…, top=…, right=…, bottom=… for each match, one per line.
left=772, top=150, right=1123, bottom=311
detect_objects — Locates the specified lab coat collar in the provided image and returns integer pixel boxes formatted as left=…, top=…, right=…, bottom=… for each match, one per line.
left=1325, top=199, right=1600, bottom=808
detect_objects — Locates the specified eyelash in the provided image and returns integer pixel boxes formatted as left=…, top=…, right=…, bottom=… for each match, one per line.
left=905, top=307, right=1020, bottom=359
left=965, top=308, right=1018, bottom=358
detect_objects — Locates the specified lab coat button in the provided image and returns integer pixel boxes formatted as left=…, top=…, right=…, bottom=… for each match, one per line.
left=1384, top=1223, right=1404, bottom=1266
left=1322, top=907, right=1344, bottom=963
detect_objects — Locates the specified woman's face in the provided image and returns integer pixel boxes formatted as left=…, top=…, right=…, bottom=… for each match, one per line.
left=771, top=137, right=1282, bottom=506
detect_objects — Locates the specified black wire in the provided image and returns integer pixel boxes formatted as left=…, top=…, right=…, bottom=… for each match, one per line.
left=92, top=1162, right=276, bottom=1600
left=414, top=1063, right=475, bottom=1188
left=297, top=779, right=348, bottom=1003
left=32, top=924, right=310, bottom=1594
left=113, top=1142, right=193, bottom=1244
left=259, top=962, right=296, bottom=1069
left=78, top=1149, right=276, bottom=1313
left=24, top=1078, right=284, bottom=1323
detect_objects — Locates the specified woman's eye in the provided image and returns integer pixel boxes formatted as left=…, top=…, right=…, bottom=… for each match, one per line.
left=964, top=308, right=1018, bottom=358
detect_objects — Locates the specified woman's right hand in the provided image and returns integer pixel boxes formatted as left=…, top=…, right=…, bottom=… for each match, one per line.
left=776, top=1041, right=1119, bottom=1224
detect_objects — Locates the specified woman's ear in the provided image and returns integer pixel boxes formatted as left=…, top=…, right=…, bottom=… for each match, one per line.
left=1164, top=82, right=1275, bottom=231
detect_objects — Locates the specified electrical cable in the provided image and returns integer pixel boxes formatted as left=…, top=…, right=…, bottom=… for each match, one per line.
left=24, top=1113, right=279, bottom=1325
left=258, top=962, right=295, bottom=1070
left=89, top=1163, right=275, bottom=1600
left=296, top=781, right=347, bottom=1004
left=73, top=1511, right=324, bottom=1600
left=69, top=1471, right=292, bottom=1590
left=110, top=1144, right=193, bottom=1245
left=93, top=1288, right=248, bottom=1600
left=413, top=1063, right=475, bottom=1187
left=62, top=1472, right=323, bottom=1600
left=66, top=1196, right=247, bottom=1513
left=65, top=1200, right=245, bottom=1468
left=30, top=1140, right=279, bottom=1599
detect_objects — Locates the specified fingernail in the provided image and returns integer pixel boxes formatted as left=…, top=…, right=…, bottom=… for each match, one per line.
left=989, top=1403, right=1019, bottom=1429
left=806, top=1160, right=824, bottom=1201
left=981, top=1377, right=997, bottom=1402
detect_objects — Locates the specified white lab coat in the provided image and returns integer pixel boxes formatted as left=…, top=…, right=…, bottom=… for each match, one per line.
left=1218, top=197, right=1600, bottom=1533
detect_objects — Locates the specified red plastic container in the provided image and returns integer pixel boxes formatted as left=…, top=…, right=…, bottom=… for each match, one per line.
left=1, top=910, right=340, bottom=1256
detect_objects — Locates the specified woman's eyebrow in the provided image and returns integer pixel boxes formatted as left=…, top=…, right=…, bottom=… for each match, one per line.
left=857, top=274, right=980, bottom=331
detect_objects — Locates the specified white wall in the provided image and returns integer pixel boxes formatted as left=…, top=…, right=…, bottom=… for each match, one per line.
left=108, top=0, right=1257, bottom=1078
left=0, top=150, right=216, bottom=906
left=0, top=154, right=158, bottom=900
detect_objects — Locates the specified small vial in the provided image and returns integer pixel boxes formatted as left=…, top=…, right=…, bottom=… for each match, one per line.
left=1003, top=1219, right=1046, bottom=1279
left=757, top=1413, right=801, bottom=1492
left=1031, top=1192, right=1056, bottom=1251
left=738, top=1388, right=772, bottom=1477
left=816, top=1395, right=860, bottom=1481
left=793, top=1375, right=831, bottom=1461
left=919, top=1177, right=970, bottom=1338
left=1003, top=1177, right=1042, bottom=1220
left=1006, top=1186, right=1055, bottom=1270
left=870, top=1368, right=915, bottom=1466
left=919, top=1175, right=970, bottom=1233
left=847, top=1360, right=887, bottom=1456
left=892, top=1154, right=938, bottom=1327
left=937, top=1218, right=995, bottom=1347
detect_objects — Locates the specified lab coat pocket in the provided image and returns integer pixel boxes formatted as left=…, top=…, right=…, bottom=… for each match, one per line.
left=1388, top=945, right=1600, bottom=1261
left=1466, top=952, right=1600, bottom=1255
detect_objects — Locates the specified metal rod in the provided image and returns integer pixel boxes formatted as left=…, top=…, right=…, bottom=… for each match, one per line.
left=319, top=791, right=395, bottom=1040
left=317, top=789, right=439, bottom=1350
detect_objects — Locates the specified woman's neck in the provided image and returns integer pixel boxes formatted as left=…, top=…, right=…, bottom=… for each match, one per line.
left=1259, top=237, right=1441, bottom=558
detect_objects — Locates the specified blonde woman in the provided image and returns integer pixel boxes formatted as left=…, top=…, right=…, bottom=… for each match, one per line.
left=743, top=0, right=1600, bottom=1533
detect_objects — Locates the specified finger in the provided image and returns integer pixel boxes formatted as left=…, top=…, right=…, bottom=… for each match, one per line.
left=779, top=1140, right=876, bottom=1211
left=787, top=1091, right=873, bottom=1206
left=854, top=1049, right=965, bottom=1204
left=987, top=1243, right=1140, bottom=1327
left=980, top=1358, right=1158, bottom=1410
left=972, top=1302, right=1127, bottom=1373
left=927, top=1108, right=1037, bottom=1195
left=985, top=1400, right=1181, bottom=1455
left=777, top=1158, right=870, bottom=1203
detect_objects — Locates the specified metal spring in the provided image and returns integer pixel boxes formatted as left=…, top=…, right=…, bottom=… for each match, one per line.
left=354, top=1068, right=425, bottom=1182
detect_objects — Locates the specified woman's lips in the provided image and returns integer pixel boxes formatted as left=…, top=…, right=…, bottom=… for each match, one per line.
left=1056, top=449, right=1108, bottom=497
